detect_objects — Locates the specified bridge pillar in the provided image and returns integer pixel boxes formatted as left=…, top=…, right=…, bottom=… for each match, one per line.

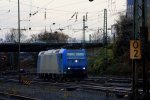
left=12, top=52, right=19, bottom=70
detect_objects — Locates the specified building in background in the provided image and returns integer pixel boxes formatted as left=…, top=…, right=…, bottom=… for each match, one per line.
left=127, top=0, right=150, bottom=18
left=126, top=0, right=134, bottom=18
left=126, top=0, right=150, bottom=40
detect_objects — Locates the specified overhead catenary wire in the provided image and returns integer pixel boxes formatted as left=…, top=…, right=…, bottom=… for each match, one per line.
left=0, top=10, right=125, bottom=34
left=50, top=0, right=87, bottom=9
left=5, top=0, right=108, bottom=14
left=0, top=0, right=127, bottom=40
left=4, top=0, right=126, bottom=13
left=3, top=0, right=126, bottom=17
left=0, top=9, right=125, bottom=28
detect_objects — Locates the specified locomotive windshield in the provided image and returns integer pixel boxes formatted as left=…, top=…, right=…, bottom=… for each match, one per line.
left=67, top=52, right=85, bottom=57
left=76, top=53, right=84, bottom=56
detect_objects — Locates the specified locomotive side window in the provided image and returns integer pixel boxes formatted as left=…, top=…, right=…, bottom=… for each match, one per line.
left=76, top=53, right=84, bottom=56
left=67, top=53, right=75, bottom=57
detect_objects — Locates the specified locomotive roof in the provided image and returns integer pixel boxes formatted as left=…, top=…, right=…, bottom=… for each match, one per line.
left=38, top=49, right=65, bottom=55
left=38, top=48, right=85, bottom=55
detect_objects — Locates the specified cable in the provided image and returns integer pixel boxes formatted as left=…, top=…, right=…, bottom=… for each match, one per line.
left=80, top=1, right=108, bottom=11
left=0, top=9, right=126, bottom=30
left=6, top=0, right=102, bottom=13
left=29, top=0, right=55, bottom=17
left=1, top=0, right=127, bottom=37
left=39, top=10, right=121, bottom=33
left=50, top=0, right=86, bottom=9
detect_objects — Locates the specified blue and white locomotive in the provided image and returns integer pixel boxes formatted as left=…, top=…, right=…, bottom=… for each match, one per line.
left=37, top=49, right=87, bottom=79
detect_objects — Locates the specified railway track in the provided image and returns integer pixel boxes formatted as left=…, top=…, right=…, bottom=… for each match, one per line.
left=0, top=75, right=136, bottom=98
left=0, top=92, right=39, bottom=100
left=0, top=75, right=132, bottom=89
left=33, top=78, right=132, bottom=98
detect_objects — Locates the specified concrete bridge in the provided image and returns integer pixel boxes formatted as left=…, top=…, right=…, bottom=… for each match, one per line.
left=0, top=43, right=103, bottom=52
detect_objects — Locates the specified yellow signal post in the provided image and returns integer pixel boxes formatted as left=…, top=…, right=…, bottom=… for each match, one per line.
left=130, top=40, right=141, bottom=59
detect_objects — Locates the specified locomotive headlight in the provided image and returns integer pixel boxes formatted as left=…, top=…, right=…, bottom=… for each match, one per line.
left=68, top=67, right=71, bottom=70
left=75, top=60, right=78, bottom=63
left=83, top=67, right=86, bottom=70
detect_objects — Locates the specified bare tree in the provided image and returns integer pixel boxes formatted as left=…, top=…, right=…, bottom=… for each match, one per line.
left=5, top=28, right=27, bottom=42
left=113, top=14, right=133, bottom=57
left=25, top=34, right=39, bottom=43
left=29, top=31, right=69, bottom=43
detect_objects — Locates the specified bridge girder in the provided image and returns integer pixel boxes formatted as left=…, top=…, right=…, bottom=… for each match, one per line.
left=0, top=43, right=103, bottom=52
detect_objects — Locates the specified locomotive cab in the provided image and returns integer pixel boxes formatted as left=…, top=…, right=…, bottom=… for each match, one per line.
left=64, top=49, right=87, bottom=78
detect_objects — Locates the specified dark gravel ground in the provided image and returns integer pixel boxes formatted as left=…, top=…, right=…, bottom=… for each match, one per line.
left=0, top=80, right=128, bottom=100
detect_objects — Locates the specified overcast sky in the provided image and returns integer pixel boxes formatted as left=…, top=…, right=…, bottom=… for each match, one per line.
left=0, top=0, right=126, bottom=41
